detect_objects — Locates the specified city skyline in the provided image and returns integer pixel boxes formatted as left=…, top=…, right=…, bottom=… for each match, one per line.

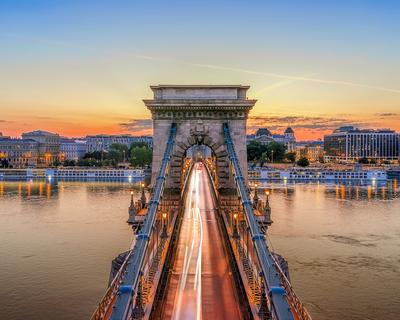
left=1, top=1, right=400, bottom=140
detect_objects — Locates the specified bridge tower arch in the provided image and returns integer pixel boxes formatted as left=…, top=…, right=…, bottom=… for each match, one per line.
left=144, top=85, right=256, bottom=193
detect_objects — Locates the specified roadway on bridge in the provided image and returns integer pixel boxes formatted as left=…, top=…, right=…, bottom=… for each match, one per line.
left=162, top=163, right=242, bottom=320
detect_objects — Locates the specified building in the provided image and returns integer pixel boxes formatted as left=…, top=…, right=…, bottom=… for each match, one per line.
left=324, top=126, right=400, bottom=163
left=295, top=141, right=324, bottom=162
left=247, top=127, right=296, bottom=152
left=22, top=130, right=61, bottom=166
left=0, top=138, right=40, bottom=168
left=60, top=138, right=87, bottom=161
left=86, top=135, right=153, bottom=153
left=0, top=132, right=11, bottom=140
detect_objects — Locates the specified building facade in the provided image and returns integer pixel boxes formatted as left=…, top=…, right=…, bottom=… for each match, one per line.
left=324, top=126, right=400, bottom=163
left=0, top=138, right=40, bottom=168
left=86, top=135, right=153, bottom=153
left=60, top=138, right=87, bottom=161
left=22, top=130, right=61, bottom=166
left=247, top=127, right=296, bottom=152
left=295, top=141, right=324, bottom=162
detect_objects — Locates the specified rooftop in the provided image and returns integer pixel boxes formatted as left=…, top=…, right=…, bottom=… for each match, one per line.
left=146, top=84, right=254, bottom=102
left=22, top=130, right=58, bottom=136
left=331, top=126, right=396, bottom=134
left=150, top=84, right=250, bottom=89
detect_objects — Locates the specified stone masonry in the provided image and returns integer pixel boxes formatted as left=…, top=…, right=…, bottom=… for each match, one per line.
left=143, top=85, right=257, bottom=193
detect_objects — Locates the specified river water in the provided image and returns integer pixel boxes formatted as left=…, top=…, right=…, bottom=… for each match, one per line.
left=0, top=180, right=399, bottom=319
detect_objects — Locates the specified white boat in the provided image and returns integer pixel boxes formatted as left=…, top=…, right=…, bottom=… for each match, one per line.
left=249, top=167, right=387, bottom=182
left=45, top=168, right=144, bottom=180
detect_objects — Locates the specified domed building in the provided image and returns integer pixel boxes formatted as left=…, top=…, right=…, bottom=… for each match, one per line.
left=253, top=128, right=275, bottom=144
left=247, top=127, right=296, bottom=152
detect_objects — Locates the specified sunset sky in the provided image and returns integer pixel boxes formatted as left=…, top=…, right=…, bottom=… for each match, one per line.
left=1, top=0, right=399, bottom=140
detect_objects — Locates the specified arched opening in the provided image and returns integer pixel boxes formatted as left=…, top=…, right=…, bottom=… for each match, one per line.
left=186, top=144, right=212, bottom=161
left=181, top=144, right=218, bottom=189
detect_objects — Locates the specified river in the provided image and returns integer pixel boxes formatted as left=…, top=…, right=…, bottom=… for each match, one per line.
left=0, top=180, right=399, bottom=319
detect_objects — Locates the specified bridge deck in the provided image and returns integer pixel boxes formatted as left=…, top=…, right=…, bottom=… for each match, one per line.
left=161, top=163, right=242, bottom=319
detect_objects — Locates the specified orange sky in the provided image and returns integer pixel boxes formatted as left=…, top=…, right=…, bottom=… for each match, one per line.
left=1, top=2, right=400, bottom=141
left=1, top=109, right=399, bottom=141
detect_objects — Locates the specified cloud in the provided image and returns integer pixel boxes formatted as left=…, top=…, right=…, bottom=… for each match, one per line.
left=247, top=115, right=370, bottom=134
left=5, top=32, right=400, bottom=95
left=32, top=116, right=56, bottom=120
left=375, top=113, right=399, bottom=117
left=119, top=119, right=152, bottom=133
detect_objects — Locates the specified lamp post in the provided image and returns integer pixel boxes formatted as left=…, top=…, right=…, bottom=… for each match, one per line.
left=161, top=212, right=168, bottom=238
left=264, top=190, right=273, bottom=228
left=253, top=182, right=259, bottom=209
left=127, top=191, right=137, bottom=224
left=140, top=182, right=146, bottom=209
left=233, top=212, right=240, bottom=239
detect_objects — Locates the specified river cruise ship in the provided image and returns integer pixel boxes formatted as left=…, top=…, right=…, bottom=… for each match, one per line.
left=45, top=168, right=144, bottom=180
left=0, top=169, right=45, bottom=180
left=248, top=167, right=387, bottom=182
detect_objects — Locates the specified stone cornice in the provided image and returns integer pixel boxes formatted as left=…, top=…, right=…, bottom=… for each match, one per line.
left=143, top=99, right=257, bottom=112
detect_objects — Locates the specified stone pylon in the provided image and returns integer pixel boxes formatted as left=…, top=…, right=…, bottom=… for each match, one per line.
left=127, top=192, right=137, bottom=224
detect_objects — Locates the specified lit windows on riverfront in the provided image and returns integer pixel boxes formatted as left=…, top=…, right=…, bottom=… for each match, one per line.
left=324, top=126, right=400, bottom=163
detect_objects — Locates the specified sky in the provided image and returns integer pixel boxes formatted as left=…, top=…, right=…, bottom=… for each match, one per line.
left=0, top=0, right=399, bottom=140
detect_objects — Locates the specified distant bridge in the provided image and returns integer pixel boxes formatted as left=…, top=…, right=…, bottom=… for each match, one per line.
left=91, top=85, right=311, bottom=320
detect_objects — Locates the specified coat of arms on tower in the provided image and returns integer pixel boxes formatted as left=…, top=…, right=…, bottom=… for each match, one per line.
left=190, top=120, right=209, bottom=144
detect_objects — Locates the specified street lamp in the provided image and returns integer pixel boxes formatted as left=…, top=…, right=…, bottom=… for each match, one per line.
left=263, top=190, right=273, bottom=228
left=140, top=183, right=146, bottom=209
left=161, top=212, right=168, bottom=238
left=233, top=212, right=240, bottom=239
left=253, top=182, right=259, bottom=209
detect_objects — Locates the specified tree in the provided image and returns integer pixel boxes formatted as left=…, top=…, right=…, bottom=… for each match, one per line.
left=0, top=158, right=9, bottom=168
left=265, top=142, right=286, bottom=163
left=259, top=152, right=269, bottom=166
left=63, top=160, right=76, bottom=167
left=285, top=152, right=296, bottom=163
left=297, top=157, right=310, bottom=167
left=83, top=151, right=104, bottom=160
left=247, top=140, right=287, bottom=164
left=108, top=143, right=129, bottom=163
left=129, top=142, right=149, bottom=151
left=247, top=141, right=267, bottom=161
left=358, top=157, right=369, bottom=164
left=130, top=146, right=152, bottom=167
left=52, top=159, right=61, bottom=167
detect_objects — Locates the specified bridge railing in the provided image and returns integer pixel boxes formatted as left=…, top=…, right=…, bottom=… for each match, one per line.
left=91, top=250, right=133, bottom=320
left=223, top=123, right=310, bottom=320
left=92, top=123, right=178, bottom=320
left=271, top=254, right=313, bottom=320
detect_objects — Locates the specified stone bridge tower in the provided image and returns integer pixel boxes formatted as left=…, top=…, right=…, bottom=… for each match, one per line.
left=144, top=85, right=256, bottom=193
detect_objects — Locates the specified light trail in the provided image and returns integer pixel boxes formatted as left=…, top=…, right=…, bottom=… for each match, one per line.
left=164, top=163, right=241, bottom=319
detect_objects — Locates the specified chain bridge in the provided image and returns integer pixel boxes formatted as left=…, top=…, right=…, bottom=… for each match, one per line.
left=91, top=85, right=311, bottom=320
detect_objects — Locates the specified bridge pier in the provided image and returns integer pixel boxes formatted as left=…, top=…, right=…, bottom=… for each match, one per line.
left=92, top=86, right=311, bottom=320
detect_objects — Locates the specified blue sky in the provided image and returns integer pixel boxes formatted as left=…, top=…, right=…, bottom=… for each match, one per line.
left=1, top=0, right=399, bottom=139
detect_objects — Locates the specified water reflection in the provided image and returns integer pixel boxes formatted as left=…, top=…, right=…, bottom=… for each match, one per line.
left=0, top=180, right=144, bottom=320
left=253, top=180, right=399, bottom=201
left=0, top=180, right=146, bottom=200
left=1, top=180, right=399, bottom=320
